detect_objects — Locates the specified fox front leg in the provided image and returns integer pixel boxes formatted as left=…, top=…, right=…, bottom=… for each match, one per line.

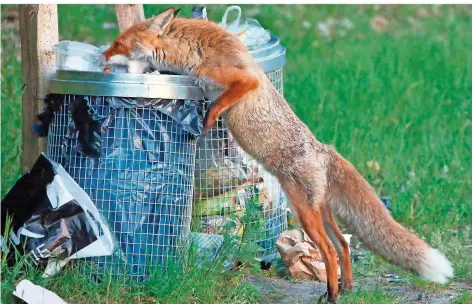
left=199, top=65, right=259, bottom=134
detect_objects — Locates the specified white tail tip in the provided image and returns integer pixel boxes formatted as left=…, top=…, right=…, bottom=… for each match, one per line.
left=420, top=248, right=454, bottom=284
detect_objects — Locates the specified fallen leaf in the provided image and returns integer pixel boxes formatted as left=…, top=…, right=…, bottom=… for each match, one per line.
left=370, top=16, right=389, bottom=32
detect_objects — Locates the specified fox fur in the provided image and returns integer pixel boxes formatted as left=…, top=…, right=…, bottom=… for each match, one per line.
left=103, top=8, right=453, bottom=302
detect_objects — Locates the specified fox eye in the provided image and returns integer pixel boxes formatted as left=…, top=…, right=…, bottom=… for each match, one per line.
left=114, top=41, right=121, bottom=47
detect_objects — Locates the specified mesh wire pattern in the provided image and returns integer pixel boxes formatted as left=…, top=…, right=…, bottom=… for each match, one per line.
left=47, top=95, right=197, bottom=281
left=46, top=66, right=286, bottom=280
left=192, top=67, right=287, bottom=260
left=266, top=68, right=284, bottom=96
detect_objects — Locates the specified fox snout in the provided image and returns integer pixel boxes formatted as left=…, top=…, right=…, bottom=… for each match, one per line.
left=103, top=41, right=132, bottom=60
left=103, top=47, right=117, bottom=61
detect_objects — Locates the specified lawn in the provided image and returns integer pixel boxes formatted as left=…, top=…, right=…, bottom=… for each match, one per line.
left=1, top=4, right=472, bottom=304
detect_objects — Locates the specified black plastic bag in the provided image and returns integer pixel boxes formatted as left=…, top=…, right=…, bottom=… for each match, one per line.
left=1, top=153, right=114, bottom=270
left=68, top=96, right=106, bottom=158
left=33, top=94, right=65, bottom=137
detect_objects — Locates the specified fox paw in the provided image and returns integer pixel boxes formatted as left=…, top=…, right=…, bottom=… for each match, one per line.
left=339, top=282, right=353, bottom=293
left=203, top=110, right=218, bottom=134
left=317, top=290, right=337, bottom=304
left=317, top=292, right=331, bottom=304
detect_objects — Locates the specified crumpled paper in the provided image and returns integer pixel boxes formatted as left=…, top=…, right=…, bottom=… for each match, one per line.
left=276, top=229, right=351, bottom=282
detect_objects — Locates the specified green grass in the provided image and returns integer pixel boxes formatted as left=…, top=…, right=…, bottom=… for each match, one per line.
left=2, top=4, right=472, bottom=303
left=1, top=218, right=262, bottom=304
left=337, top=289, right=400, bottom=304
left=453, top=291, right=472, bottom=304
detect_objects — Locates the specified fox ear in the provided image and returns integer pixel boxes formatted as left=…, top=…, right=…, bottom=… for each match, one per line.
left=149, top=7, right=179, bottom=35
left=173, top=8, right=181, bottom=17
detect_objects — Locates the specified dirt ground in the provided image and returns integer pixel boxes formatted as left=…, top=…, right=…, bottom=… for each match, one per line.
left=247, top=274, right=472, bottom=304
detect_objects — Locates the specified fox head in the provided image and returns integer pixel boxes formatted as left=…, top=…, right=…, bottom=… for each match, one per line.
left=103, top=7, right=180, bottom=62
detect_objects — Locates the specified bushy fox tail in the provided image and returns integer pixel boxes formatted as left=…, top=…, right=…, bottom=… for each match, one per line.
left=328, top=154, right=453, bottom=284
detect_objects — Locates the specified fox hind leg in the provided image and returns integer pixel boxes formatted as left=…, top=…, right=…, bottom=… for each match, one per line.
left=322, top=205, right=353, bottom=291
left=280, top=179, right=339, bottom=303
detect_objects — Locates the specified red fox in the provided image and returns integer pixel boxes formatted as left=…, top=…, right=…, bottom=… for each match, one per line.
left=103, top=8, right=453, bottom=302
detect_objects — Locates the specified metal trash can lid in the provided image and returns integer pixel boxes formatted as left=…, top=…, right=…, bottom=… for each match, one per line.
left=249, top=35, right=286, bottom=72
left=49, top=70, right=204, bottom=100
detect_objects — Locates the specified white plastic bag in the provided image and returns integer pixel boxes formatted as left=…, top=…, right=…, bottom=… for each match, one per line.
left=53, top=40, right=106, bottom=72
left=42, top=164, right=115, bottom=277
left=219, top=6, right=271, bottom=49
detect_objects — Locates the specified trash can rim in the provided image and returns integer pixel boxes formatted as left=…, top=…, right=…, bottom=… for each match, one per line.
left=54, top=70, right=198, bottom=85
left=49, top=70, right=204, bottom=100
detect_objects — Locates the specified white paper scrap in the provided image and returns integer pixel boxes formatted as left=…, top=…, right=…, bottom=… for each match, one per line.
left=13, top=279, right=69, bottom=304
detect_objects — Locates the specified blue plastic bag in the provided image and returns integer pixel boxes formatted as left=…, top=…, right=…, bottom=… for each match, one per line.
left=47, top=95, right=202, bottom=281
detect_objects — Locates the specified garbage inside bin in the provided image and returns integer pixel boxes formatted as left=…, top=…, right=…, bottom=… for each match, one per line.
left=194, top=125, right=261, bottom=200
left=199, top=215, right=244, bottom=236
left=0, top=153, right=114, bottom=272
left=103, top=54, right=158, bottom=74
left=193, top=125, right=273, bottom=229
left=194, top=122, right=286, bottom=256
left=54, top=41, right=156, bottom=74
left=193, top=181, right=270, bottom=217
left=194, top=166, right=286, bottom=256
left=53, top=41, right=106, bottom=72
left=219, top=6, right=271, bottom=49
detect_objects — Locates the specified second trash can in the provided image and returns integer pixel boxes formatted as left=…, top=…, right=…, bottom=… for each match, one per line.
left=193, top=34, right=288, bottom=261
left=47, top=70, right=204, bottom=281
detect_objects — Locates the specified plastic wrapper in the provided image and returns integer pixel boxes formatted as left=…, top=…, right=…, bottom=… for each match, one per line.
left=219, top=6, right=271, bottom=50
left=193, top=181, right=270, bottom=217
left=47, top=95, right=202, bottom=279
left=102, top=54, right=158, bottom=74
left=53, top=41, right=106, bottom=72
left=0, top=153, right=114, bottom=273
left=188, top=232, right=235, bottom=270
left=199, top=215, right=244, bottom=236
left=188, top=232, right=224, bottom=261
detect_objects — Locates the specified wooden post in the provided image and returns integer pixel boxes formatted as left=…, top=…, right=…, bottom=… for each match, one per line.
left=19, top=4, right=59, bottom=173
left=115, top=4, right=145, bottom=32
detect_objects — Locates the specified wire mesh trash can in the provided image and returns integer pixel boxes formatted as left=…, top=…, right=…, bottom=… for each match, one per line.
left=250, top=35, right=286, bottom=95
left=47, top=70, right=204, bottom=281
left=193, top=35, right=287, bottom=261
